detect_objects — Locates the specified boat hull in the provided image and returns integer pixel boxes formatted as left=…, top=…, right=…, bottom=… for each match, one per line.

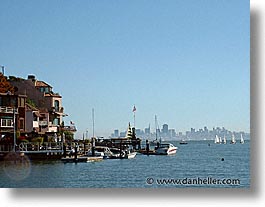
left=155, top=146, right=177, bottom=155
left=125, top=152, right=137, bottom=159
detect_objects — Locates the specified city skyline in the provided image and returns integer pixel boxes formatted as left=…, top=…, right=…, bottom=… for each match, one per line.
left=0, top=0, right=250, bottom=138
left=110, top=123, right=250, bottom=141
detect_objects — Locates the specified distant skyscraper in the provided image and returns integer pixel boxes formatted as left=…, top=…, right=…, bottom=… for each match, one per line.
left=169, top=129, right=176, bottom=138
left=114, top=129, right=119, bottom=137
left=145, top=124, right=150, bottom=135
left=162, top=124, right=169, bottom=134
left=204, top=126, right=208, bottom=132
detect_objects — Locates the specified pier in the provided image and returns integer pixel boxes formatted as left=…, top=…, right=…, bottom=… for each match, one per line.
left=0, top=142, right=64, bottom=160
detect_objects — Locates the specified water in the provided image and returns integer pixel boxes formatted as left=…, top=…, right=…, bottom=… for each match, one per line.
left=0, top=141, right=250, bottom=188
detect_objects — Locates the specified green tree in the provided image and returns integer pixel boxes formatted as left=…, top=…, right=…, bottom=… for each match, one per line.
left=60, top=131, right=74, bottom=142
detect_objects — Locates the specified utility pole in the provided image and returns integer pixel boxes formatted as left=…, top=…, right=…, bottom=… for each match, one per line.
left=13, top=108, right=16, bottom=152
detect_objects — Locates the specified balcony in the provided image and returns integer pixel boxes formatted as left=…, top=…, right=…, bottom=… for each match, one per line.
left=62, top=126, right=77, bottom=132
left=49, top=107, right=67, bottom=117
left=0, top=106, right=18, bottom=113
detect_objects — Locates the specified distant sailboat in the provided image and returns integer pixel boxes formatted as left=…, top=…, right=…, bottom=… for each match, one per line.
left=240, top=134, right=245, bottom=144
left=223, top=135, right=227, bottom=144
left=230, top=134, right=236, bottom=144
left=219, top=136, right=222, bottom=144
left=214, top=135, right=220, bottom=144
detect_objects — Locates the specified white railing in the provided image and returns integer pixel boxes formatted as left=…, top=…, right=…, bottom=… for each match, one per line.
left=18, top=142, right=63, bottom=152
left=0, top=107, right=18, bottom=113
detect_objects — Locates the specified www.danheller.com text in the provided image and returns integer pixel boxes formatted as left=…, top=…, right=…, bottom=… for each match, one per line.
left=146, top=177, right=241, bottom=186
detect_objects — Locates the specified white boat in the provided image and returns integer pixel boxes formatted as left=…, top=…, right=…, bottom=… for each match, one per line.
left=214, top=135, right=220, bottom=144
left=230, top=134, right=236, bottom=144
left=240, top=134, right=244, bottom=144
left=124, top=150, right=137, bottom=159
left=223, top=135, right=227, bottom=144
left=155, top=143, right=177, bottom=155
left=86, top=150, right=105, bottom=157
left=180, top=139, right=188, bottom=145
left=108, top=148, right=137, bottom=159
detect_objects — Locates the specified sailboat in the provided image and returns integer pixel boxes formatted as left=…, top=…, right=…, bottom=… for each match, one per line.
left=153, top=115, right=177, bottom=155
left=214, top=135, right=220, bottom=144
left=240, top=134, right=245, bottom=144
left=149, top=115, right=160, bottom=146
left=230, top=134, right=236, bottom=144
left=223, top=135, right=227, bottom=144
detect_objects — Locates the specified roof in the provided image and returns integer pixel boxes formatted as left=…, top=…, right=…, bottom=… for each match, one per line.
left=44, top=93, right=62, bottom=98
left=35, top=81, right=52, bottom=88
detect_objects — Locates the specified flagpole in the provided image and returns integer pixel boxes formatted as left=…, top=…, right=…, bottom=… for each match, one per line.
left=134, top=111, right=135, bottom=128
left=133, top=105, right=136, bottom=128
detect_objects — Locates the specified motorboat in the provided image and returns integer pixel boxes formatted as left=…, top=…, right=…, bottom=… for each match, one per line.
left=155, top=143, right=177, bottom=155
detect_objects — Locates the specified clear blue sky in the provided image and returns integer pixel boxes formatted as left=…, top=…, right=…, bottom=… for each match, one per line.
left=0, top=0, right=249, bottom=138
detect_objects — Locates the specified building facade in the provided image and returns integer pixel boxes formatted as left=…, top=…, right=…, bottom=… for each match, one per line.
left=8, top=75, right=68, bottom=135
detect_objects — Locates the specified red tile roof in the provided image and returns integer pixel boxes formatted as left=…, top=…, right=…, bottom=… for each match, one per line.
left=35, top=81, right=52, bottom=88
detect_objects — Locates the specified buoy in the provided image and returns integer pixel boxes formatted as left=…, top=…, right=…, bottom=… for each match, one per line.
left=221, top=158, right=224, bottom=161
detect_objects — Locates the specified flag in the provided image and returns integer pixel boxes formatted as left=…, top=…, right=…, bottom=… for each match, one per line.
left=132, top=105, right=136, bottom=112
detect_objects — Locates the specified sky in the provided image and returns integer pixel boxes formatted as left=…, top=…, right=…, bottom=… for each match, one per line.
left=0, top=0, right=250, bottom=138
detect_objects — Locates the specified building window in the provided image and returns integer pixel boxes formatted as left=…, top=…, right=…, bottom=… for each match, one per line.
left=53, top=118, right=59, bottom=126
left=1, top=119, right=13, bottom=127
left=54, top=100, right=59, bottom=112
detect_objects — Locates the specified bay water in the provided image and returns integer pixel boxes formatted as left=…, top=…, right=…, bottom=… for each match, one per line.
left=0, top=140, right=250, bottom=188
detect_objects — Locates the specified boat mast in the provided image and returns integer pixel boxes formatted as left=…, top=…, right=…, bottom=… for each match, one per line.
left=92, top=108, right=95, bottom=138
left=155, top=115, right=158, bottom=141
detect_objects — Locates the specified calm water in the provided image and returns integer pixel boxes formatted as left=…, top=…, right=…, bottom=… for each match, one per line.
left=0, top=141, right=250, bottom=188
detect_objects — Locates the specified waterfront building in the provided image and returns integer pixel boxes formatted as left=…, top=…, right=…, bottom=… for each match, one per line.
left=2, top=74, right=76, bottom=142
left=8, top=75, right=68, bottom=134
left=0, top=73, right=27, bottom=143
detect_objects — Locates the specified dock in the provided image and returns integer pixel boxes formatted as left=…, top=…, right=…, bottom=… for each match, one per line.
left=138, top=149, right=157, bottom=155
left=61, top=156, right=103, bottom=163
left=0, top=142, right=64, bottom=160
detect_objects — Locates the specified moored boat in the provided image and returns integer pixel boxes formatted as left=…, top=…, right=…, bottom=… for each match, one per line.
left=179, top=139, right=188, bottom=145
left=155, top=143, right=177, bottom=155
